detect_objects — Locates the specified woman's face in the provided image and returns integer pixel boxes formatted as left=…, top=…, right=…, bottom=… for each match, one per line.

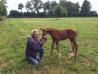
left=32, top=31, right=38, bottom=38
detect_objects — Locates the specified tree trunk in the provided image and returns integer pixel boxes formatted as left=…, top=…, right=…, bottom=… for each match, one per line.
left=36, top=9, right=39, bottom=16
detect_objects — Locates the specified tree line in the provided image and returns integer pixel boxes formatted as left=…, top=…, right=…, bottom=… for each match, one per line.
left=0, top=0, right=7, bottom=20
left=0, top=0, right=98, bottom=18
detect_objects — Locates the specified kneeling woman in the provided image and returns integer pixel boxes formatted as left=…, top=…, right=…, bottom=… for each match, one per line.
left=25, top=29, right=47, bottom=64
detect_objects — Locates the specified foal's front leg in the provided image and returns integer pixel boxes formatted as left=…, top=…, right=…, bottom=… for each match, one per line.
left=69, top=39, right=75, bottom=59
left=50, top=41, right=55, bottom=56
left=69, top=39, right=78, bottom=59
left=56, top=42, right=61, bottom=58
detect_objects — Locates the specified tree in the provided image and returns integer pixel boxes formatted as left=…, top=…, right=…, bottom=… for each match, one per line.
left=31, top=0, right=43, bottom=15
left=43, top=1, right=51, bottom=16
left=24, top=12, right=36, bottom=17
left=65, top=1, right=73, bottom=16
left=9, top=10, right=20, bottom=17
left=25, top=1, right=32, bottom=12
left=9, top=0, right=97, bottom=17
left=18, top=3, right=24, bottom=12
left=48, top=1, right=58, bottom=16
left=59, top=0, right=67, bottom=8
left=53, top=5, right=67, bottom=17
left=0, top=0, right=7, bottom=20
left=71, top=2, right=80, bottom=16
left=60, top=0, right=80, bottom=17
left=89, top=11, right=97, bottom=16
left=1, top=0, right=7, bottom=4
left=0, top=0, right=7, bottom=16
left=80, top=0, right=91, bottom=16
left=51, top=1, right=58, bottom=9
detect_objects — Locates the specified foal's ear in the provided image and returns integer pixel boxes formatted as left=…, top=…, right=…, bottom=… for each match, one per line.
left=40, top=28, right=45, bottom=31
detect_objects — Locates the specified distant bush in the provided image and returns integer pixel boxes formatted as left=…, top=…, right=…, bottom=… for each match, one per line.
left=9, top=10, right=20, bottom=17
left=9, top=10, right=48, bottom=18
left=23, top=12, right=37, bottom=17
left=89, top=11, right=97, bottom=16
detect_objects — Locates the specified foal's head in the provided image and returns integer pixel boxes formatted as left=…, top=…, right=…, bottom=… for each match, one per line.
left=40, top=28, right=48, bottom=39
left=40, top=28, right=54, bottom=40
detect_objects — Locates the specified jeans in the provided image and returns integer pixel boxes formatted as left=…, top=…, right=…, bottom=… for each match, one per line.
left=28, top=48, right=44, bottom=64
left=28, top=57, right=39, bottom=64
left=38, top=48, right=44, bottom=60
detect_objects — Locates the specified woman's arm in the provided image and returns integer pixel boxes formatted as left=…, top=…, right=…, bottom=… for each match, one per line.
left=40, top=36, right=47, bottom=46
left=27, top=37, right=39, bottom=52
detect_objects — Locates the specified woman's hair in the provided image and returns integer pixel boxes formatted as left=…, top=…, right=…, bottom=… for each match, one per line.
left=31, top=29, right=39, bottom=34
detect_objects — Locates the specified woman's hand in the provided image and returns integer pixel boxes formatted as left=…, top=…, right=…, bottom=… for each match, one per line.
left=41, top=36, right=47, bottom=46
left=43, top=36, right=47, bottom=40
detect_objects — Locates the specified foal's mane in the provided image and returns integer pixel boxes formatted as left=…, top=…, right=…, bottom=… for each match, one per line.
left=46, top=28, right=61, bottom=32
left=46, top=28, right=57, bottom=31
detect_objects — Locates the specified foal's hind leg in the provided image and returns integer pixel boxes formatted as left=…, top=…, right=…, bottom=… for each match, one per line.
left=69, top=39, right=75, bottom=59
left=50, top=41, right=55, bottom=56
left=70, top=38, right=78, bottom=59
left=70, top=41, right=75, bottom=52
left=56, top=41, right=61, bottom=58
left=73, top=40, right=78, bottom=59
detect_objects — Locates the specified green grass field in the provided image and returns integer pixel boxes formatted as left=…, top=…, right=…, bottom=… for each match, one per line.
left=0, top=18, right=98, bottom=74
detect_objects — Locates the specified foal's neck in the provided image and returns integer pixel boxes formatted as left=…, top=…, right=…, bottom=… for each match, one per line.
left=47, top=30, right=53, bottom=35
left=47, top=30, right=54, bottom=39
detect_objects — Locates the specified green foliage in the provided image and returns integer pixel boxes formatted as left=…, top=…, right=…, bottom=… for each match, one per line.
left=89, top=11, right=97, bottom=16
left=60, top=0, right=80, bottom=17
left=9, top=10, right=20, bottom=17
left=43, top=1, right=51, bottom=16
left=31, top=0, right=43, bottom=15
left=80, top=0, right=91, bottom=16
left=9, top=0, right=98, bottom=17
left=18, top=3, right=24, bottom=12
left=48, top=1, right=58, bottom=16
left=72, top=2, right=80, bottom=16
left=44, top=1, right=51, bottom=11
left=59, top=0, right=67, bottom=7
left=0, top=1, right=7, bottom=16
left=50, top=1, right=58, bottom=9
left=25, top=1, right=32, bottom=12
left=53, top=5, right=67, bottom=17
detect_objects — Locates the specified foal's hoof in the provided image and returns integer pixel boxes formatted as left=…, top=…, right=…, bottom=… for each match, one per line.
left=58, top=53, right=61, bottom=58
left=68, top=52, right=75, bottom=59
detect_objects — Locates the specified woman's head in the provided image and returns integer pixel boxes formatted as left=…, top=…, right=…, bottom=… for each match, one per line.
left=31, top=29, right=39, bottom=38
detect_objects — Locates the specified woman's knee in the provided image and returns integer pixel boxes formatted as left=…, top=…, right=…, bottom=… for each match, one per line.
left=39, top=48, right=44, bottom=53
left=28, top=57, right=39, bottom=64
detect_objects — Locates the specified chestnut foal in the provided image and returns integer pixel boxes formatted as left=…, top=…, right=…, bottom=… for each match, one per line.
left=41, top=28, right=78, bottom=59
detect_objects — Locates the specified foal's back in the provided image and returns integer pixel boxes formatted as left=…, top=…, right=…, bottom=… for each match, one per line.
left=46, top=28, right=77, bottom=40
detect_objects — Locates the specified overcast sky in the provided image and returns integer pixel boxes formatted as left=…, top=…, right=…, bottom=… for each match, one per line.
left=7, top=0, right=98, bottom=14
